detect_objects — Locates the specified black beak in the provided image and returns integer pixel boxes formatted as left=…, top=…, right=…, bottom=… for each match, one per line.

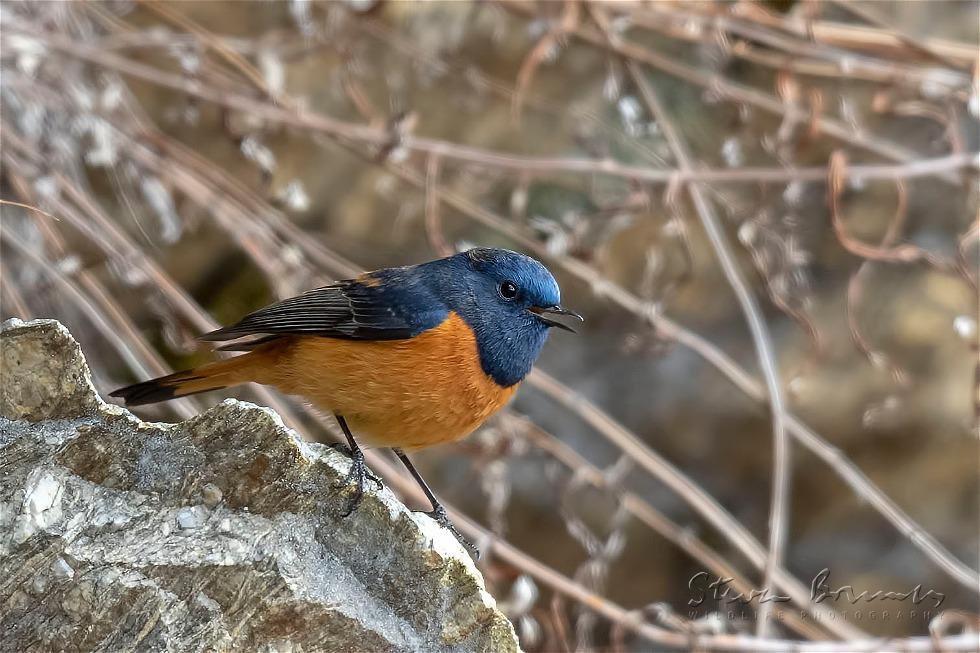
left=529, top=305, right=584, bottom=333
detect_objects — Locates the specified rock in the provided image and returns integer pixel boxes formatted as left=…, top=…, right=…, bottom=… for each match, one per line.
left=0, top=319, right=520, bottom=653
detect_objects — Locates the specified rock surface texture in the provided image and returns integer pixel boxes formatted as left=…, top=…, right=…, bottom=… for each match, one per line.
left=0, top=319, right=519, bottom=653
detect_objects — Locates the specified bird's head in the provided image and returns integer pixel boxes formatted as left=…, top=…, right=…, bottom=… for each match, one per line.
left=436, top=248, right=582, bottom=387
left=463, top=247, right=582, bottom=332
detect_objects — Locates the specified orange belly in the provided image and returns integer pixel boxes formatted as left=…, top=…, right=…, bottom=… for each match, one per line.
left=258, top=312, right=517, bottom=449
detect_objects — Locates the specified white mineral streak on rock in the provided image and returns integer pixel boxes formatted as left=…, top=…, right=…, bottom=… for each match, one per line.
left=14, top=469, right=64, bottom=543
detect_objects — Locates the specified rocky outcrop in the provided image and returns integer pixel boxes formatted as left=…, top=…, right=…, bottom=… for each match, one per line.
left=0, top=319, right=519, bottom=652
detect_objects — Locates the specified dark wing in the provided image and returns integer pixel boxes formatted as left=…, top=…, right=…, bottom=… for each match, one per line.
left=200, top=275, right=445, bottom=343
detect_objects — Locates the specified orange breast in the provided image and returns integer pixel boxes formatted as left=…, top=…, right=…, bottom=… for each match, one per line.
left=261, top=312, right=517, bottom=449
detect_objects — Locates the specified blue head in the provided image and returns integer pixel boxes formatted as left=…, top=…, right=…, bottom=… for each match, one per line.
left=426, top=248, right=581, bottom=387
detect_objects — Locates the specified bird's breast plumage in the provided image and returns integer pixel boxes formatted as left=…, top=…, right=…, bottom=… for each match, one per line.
left=263, top=312, right=517, bottom=449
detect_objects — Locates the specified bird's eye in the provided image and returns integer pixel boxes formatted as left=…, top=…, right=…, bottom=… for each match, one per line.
left=498, top=280, right=519, bottom=300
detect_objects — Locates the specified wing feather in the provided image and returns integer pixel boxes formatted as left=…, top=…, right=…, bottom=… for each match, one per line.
left=199, top=275, right=444, bottom=343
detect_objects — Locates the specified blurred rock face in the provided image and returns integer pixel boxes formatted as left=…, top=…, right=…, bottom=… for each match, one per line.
left=0, top=319, right=519, bottom=653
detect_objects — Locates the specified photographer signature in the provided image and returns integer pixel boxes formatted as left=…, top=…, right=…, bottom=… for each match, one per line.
left=688, top=568, right=945, bottom=609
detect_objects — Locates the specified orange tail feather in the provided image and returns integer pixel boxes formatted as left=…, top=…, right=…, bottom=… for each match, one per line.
left=109, top=350, right=271, bottom=406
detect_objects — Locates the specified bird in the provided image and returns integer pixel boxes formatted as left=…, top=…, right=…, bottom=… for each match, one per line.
left=110, top=247, right=581, bottom=552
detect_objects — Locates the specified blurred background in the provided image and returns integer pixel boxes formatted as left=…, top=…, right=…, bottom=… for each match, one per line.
left=1, top=1, right=978, bottom=651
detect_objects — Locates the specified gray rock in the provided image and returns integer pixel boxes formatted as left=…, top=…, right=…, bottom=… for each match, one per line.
left=0, top=319, right=520, bottom=653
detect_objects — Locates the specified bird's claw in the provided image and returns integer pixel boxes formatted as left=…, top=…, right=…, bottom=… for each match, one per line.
left=424, top=505, right=480, bottom=559
left=330, top=442, right=383, bottom=488
left=333, top=447, right=382, bottom=517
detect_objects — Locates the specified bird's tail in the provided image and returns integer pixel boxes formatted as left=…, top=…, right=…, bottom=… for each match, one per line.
left=109, top=351, right=268, bottom=406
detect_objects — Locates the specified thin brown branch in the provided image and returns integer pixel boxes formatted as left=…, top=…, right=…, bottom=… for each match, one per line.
left=0, top=199, right=61, bottom=221
left=341, top=64, right=385, bottom=128
left=845, top=179, right=911, bottom=387
left=827, top=0, right=966, bottom=70
left=629, top=3, right=971, bottom=92
left=828, top=151, right=956, bottom=269
left=424, top=154, right=452, bottom=257
left=761, top=17, right=976, bottom=65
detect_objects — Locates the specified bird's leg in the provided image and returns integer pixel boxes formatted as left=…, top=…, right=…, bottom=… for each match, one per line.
left=393, top=448, right=479, bottom=558
left=334, top=416, right=382, bottom=488
left=333, top=415, right=382, bottom=517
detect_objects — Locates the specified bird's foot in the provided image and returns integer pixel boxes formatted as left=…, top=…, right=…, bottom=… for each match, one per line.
left=333, top=447, right=382, bottom=517
left=330, top=442, right=383, bottom=490
left=424, top=505, right=480, bottom=559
